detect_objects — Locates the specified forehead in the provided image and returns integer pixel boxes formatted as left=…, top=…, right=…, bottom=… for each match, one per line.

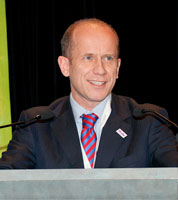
left=71, top=22, right=118, bottom=50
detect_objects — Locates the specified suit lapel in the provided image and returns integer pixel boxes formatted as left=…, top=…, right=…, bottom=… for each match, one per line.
left=95, top=94, right=132, bottom=168
left=50, top=98, right=84, bottom=168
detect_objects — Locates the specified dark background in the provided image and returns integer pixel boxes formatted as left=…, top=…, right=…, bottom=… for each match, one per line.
left=5, top=1, right=178, bottom=127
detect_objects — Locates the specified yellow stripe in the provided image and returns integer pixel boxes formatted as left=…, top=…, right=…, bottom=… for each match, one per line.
left=0, top=0, right=12, bottom=156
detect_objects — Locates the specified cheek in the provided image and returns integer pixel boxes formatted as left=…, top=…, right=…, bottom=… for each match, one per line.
left=69, top=65, right=85, bottom=84
left=71, top=63, right=90, bottom=78
left=109, top=68, right=119, bottom=79
left=114, top=65, right=120, bottom=78
left=115, top=70, right=119, bottom=79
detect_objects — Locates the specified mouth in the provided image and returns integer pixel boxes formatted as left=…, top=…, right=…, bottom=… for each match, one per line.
left=89, top=80, right=105, bottom=86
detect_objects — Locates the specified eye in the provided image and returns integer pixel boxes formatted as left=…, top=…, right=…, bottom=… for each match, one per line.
left=104, top=56, right=113, bottom=61
left=84, top=55, right=92, bottom=61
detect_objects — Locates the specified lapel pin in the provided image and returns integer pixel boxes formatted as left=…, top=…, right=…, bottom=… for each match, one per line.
left=116, top=128, right=127, bottom=138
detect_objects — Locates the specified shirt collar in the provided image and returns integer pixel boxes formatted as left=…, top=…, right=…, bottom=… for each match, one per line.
left=70, top=93, right=111, bottom=122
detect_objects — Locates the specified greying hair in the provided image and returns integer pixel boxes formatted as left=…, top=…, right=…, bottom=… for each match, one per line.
left=60, top=18, right=120, bottom=59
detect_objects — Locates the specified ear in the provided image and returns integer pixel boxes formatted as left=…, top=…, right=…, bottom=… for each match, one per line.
left=57, top=56, right=70, bottom=77
left=116, top=58, right=121, bottom=79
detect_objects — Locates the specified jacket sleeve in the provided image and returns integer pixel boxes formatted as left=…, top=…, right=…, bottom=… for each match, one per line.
left=0, top=110, right=36, bottom=169
left=148, top=108, right=178, bottom=167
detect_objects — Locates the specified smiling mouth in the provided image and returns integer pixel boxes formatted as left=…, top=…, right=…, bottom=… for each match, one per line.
left=89, top=81, right=105, bottom=86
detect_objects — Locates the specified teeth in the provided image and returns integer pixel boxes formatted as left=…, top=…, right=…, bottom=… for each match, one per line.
left=89, top=81, right=105, bottom=85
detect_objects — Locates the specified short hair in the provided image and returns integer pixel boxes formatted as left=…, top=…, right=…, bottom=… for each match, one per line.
left=60, top=18, right=120, bottom=59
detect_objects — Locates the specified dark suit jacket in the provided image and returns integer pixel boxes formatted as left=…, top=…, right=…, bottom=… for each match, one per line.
left=0, top=94, right=177, bottom=169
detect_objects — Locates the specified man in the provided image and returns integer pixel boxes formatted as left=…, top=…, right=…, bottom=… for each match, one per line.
left=0, top=18, right=177, bottom=169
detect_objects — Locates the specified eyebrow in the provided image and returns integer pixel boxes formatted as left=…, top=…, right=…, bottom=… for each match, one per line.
left=82, top=53, right=116, bottom=56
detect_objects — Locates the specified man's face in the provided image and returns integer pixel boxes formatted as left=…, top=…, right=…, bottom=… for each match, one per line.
left=58, top=23, right=121, bottom=110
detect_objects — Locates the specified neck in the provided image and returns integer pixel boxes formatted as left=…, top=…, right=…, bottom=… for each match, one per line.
left=71, top=95, right=103, bottom=111
left=75, top=99, right=100, bottom=111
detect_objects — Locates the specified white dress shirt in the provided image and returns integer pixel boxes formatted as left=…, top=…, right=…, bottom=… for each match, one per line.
left=70, top=93, right=112, bottom=169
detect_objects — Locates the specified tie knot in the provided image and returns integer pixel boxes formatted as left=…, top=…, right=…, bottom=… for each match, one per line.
left=81, top=113, right=98, bottom=128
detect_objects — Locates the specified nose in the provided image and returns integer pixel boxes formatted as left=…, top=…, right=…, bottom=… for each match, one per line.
left=93, top=58, right=106, bottom=75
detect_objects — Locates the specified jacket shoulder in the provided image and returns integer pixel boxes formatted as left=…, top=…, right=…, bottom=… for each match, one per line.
left=21, top=96, right=69, bottom=119
left=112, top=94, right=166, bottom=115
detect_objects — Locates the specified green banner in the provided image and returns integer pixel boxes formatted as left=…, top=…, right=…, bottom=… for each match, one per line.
left=0, top=0, right=12, bottom=156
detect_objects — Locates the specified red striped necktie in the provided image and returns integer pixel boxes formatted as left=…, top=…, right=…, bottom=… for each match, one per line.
left=81, top=113, right=98, bottom=168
